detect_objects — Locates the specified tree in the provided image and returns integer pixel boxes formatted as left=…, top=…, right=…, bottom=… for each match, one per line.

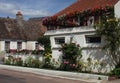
left=94, top=18, right=120, bottom=65
left=37, top=36, right=51, bottom=53
left=37, top=36, right=52, bottom=68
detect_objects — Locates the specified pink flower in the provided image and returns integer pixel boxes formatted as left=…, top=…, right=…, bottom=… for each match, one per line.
left=64, top=61, right=69, bottom=64
left=72, top=64, right=76, bottom=67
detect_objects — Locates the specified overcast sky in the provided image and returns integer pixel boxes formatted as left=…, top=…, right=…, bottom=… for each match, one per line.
left=0, top=0, right=76, bottom=20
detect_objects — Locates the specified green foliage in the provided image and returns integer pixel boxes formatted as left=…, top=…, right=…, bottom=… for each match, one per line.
left=24, top=56, right=35, bottom=67
left=4, top=59, right=11, bottom=65
left=37, top=36, right=52, bottom=68
left=42, top=52, right=52, bottom=68
left=59, top=60, right=77, bottom=71
left=110, top=68, right=120, bottom=78
left=24, top=56, right=42, bottom=68
left=37, top=36, right=50, bottom=46
left=61, top=43, right=82, bottom=60
left=59, top=42, right=82, bottom=71
left=31, top=59, right=42, bottom=68
left=94, top=18, right=120, bottom=64
left=32, top=50, right=44, bottom=55
left=14, top=57, right=23, bottom=66
left=37, top=36, right=51, bottom=52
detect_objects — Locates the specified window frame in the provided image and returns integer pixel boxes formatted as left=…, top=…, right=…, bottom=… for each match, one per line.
left=54, top=37, right=65, bottom=45
left=5, top=41, right=10, bottom=51
left=17, top=41, right=22, bottom=50
left=85, top=35, right=101, bottom=44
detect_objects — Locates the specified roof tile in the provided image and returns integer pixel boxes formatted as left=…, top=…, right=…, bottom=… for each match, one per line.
left=54, top=0, right=119, bottom=17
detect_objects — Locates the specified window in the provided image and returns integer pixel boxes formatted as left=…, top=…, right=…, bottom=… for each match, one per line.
left=17, top=42, right=22, bottom=50
left=5, top=41, right=10, bottom=51
left=55, top=37, right=65, bottom=44
left=86, top=35, right=101, bottom=43
left=87, top=16, right=94, bottom=26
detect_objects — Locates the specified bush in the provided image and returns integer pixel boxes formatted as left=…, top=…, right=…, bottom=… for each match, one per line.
left=59, top=60, right=77, bottom=71
left=14, top=57, right=23, bottom=66
left=42, top=52, right=52, bottom=68
left=24, top=56, right=34, bottom=67
left=4, top=59, right=11, bottom=65
left=110, top=68, right=120, bottom=78
left=32, top=50, right=44, bottom=55
left=59, top=42, right=82, bottom=71
left=32, top=59, right=42, bottom=68
left=61, top=43, right=80, bottom=60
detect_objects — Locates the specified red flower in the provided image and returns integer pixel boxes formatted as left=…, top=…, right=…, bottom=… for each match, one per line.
left=64, top=61, right=69, bottom=64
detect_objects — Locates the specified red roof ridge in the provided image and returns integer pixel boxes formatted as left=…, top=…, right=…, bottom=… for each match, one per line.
left=53, top=0, right=119, bottom=17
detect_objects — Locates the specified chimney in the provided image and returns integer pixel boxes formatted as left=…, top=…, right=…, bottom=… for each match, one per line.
left=16, top=11, right=24, bottom=27
left=16, top=11, right=23, bottom=20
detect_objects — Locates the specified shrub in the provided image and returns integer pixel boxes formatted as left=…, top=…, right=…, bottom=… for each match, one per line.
left=42, top=52, right=52, bottom=68
left=32, top=50, right=44, bottom=55
left=14, top=57, right=23, bottom=66
left=24, top=56, right=34, bottom=67
left=59, top=42, right=82, bottom=71
left=4, top=59, right=11, bottom=65
left=110, top=68, right=120, bottom=78
left=61, top=43, right=80, bottom=60
left=32, top=59, right=42, bottom=68
left=59, top=60, right=77, bottom=71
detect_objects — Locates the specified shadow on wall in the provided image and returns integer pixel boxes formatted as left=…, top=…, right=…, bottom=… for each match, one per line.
left=83, top=47, right=115, bottom=73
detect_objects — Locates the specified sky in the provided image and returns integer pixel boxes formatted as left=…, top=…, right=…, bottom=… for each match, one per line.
left=0, top=0, right=76, bottom=20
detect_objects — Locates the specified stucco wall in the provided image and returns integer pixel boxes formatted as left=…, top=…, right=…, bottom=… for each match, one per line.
left=115, top=0, right=120, bottom=18
left=0, top=41, right=5, bottom=51
left=0, top=41, right=37, bottom=51
left=50, top=32, right=105, bottom=59
left=10, top=41, right=17, bottom=49
left=22, top=42, right=26, bottom=49
left=26, top=41, right=36, bottom=50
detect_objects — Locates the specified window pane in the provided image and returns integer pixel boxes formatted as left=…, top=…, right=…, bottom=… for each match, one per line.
left=86, top=36, right=101, bottom=43
left=5, top=41, right=10, bottom=51
left=55, top=37, right=65, bottom=44
left=17, top=42, right=22, bottom=50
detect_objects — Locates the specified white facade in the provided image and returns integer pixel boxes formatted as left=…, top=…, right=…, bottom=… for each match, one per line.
left=44, top=2, right=120, bottom=72
left=45, top=26, right=106, bottom=60
left=26, top=41, right=36, bottom=50
left=0, top=40, right=40, bottom=52
left=115, top=0, right=120, bottom=18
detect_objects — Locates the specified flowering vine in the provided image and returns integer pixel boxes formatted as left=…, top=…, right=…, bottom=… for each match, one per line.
left=42, top=5, right=113, bottom=27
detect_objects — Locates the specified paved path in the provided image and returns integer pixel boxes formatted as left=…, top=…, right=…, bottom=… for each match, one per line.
left=0, top=69, right=88, bottom=83
left=107, top=79, right=120, bottom=83
left=0, top=64, right=120, bottom=83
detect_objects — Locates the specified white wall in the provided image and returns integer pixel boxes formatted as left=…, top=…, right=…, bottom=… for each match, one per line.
left=0, top=40, right=41, bottom=51
left=45, top=27, right=105, bottom=60
left=10, top=41, right=17, bottom=49
left=22, top=42, right=26, bottom=49
left=26, top=41, right=36, bottom=50
left=115, top=0, right=120, bottom=18
left=0, top=41, right=5, bottom=51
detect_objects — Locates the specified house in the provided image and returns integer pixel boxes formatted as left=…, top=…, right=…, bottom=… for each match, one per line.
left=43, top=0, right=120, bottom=72
left=0, top=11, right=46, bottom=52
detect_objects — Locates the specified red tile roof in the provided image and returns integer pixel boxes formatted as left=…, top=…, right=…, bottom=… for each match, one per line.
left=53, top=0, right=119, bottom=17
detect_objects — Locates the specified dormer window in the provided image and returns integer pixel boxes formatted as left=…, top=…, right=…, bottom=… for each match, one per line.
left=87, top=16, right=94, bottom=26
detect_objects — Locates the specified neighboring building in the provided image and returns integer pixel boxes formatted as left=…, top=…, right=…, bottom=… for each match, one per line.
left=0, top=11, right=46, bottom=52
left=43, top=0, right=120, bottom=71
